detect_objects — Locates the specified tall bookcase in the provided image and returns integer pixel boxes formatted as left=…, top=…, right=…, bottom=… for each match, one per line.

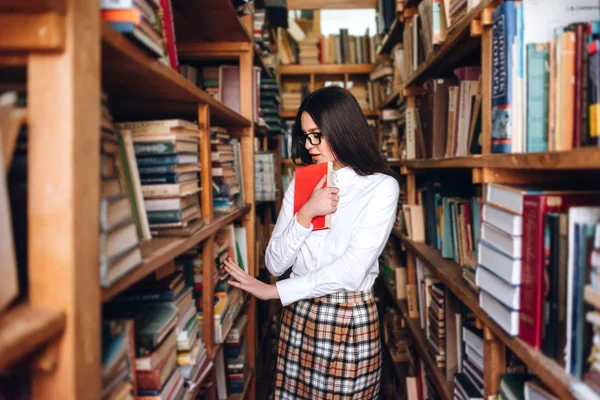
left=378, top=1, right=600, bottom=399
left=0, top=1, right=258, bottom=399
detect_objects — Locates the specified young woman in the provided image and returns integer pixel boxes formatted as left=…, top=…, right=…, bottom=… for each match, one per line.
left=224, top=86, right=400, bottom=399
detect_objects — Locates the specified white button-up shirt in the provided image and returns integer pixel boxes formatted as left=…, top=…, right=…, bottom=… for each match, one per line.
left=265, top=166, right=400, bottom=306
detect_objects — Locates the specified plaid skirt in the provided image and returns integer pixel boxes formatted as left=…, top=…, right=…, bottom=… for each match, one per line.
left=274, top=289, right=382, bottom=399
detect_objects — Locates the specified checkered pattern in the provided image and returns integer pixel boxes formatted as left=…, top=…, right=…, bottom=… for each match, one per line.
left=274, top=290, right=382, bottom=399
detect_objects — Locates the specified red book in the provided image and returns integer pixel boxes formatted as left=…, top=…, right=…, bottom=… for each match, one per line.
left=160, top=0, right=179, bottom=72
left=520, top=192, right=600, bottom=348
left=293, top=162, right=333, bottom=230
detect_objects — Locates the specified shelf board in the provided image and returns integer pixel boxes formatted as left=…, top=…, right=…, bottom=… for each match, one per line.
left=399, top=0, right=492, bottom=90
left=101, top=23, right=250, bottom=127
left=172, top=0, right=251, bottom=43
left=280, top=109, right=379, bottom=119
left=393, top=231, right=576, bottom=400
left=400, top=148, right=600, bottom=170
left=102, top=205, right=252, bottom=302
left=0, top=0, right=65, bottom=13
left=228, top=368, right=253, bottom=400
left=0, top=304, right=66, bottom=371
left=377, top=16, right=404, bottom=55
left=382, top=282, right=453, bottom=400
left=386, top=159, right=403, bottom=167
left=279, top=64, right=376, bottom=75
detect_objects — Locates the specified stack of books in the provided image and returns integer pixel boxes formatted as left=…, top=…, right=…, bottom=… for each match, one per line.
left=106, top=299, right=184, bottom=399
left=426, top=282, right=446, bottom=370
left=100, top=0, right=178, bottom=70
left=101, top=319, right=136, bottom=399
left=255, top=152, right=276, bottom=202
left=114, top=119, right=204, bottom=237
left=298, top=34, right=320, bottom=65
left=100, top=95, right=142, bottom=288
left=224, top=315, right=250, bottom=394
left=259, top=76, right=281, bottom=134
left=211, top=127, right=243, bottom=213
left=453, top=326, right=484, bottom=399
left=348, top=84, right=369, bottom=110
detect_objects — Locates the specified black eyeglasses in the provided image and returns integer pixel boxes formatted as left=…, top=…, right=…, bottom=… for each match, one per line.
left=299, top=132, right=323, bottom=145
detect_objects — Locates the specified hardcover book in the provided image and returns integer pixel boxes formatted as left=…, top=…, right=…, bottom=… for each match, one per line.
left=293, top=162, right=333, bottom=231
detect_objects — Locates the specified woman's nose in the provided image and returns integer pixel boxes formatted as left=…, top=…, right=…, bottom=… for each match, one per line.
left=304, top=140, right=314, bottom=151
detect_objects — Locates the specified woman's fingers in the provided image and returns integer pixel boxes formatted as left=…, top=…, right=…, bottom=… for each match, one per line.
left=224, top=259, right=249, bottom=282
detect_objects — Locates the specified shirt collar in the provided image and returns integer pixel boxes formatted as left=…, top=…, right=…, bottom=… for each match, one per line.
left=333, top=166, right=356, bottom=185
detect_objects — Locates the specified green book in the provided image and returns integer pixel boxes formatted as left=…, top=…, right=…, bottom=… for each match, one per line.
left=526, top=43, right=550, bottom=153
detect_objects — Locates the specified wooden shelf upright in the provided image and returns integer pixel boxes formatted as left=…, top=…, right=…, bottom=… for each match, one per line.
left=0, top=1, right=257, bottom=399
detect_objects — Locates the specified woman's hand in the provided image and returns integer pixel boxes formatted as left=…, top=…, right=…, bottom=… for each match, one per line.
left=223, top=258, right=280, bottom=301
left=297, top=174, right=339, bottom=228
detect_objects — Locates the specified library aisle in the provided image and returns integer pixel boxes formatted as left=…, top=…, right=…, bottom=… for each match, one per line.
left=1, top=0, right=600, bottom=400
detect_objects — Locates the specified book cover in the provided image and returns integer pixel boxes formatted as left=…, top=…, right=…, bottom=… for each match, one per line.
left=293, top=162, right=333, bottom=230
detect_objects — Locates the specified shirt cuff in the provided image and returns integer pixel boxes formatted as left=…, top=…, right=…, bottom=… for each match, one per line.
left=276, top=274, right=311, bottom=307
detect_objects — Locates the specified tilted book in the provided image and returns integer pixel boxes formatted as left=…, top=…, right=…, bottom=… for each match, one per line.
left=293, top=162, right=333, bottom=230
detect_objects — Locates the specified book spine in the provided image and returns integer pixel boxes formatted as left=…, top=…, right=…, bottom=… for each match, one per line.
left=116, top=132, right=144, bottom=240
left=589, top=40, right=600, bottom=145
left=136, top=154, right=179, bottom=166
left=142, top=184, right=182, bottom=197
left=147, top=210, right=183, bottom=224
left=491, top=1, right=517, bottom=153
left=141, top=175, right=178, bottom=184
left=525, top=43, right=550, bottom=153
left=134, top=141, right=176, bottom=156
left=138, top=165, right=176, bottom=175
left=159, top=0, right=179, bottom=72
left=519, top=195, right=545, bottom=349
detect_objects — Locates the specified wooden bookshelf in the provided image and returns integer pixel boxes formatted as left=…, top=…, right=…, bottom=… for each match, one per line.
left=254, top=45, right=274, bottom=79
left=101, top=23, right=250, bottom=126
left=0, top=304, right=66, bottom=371
left=382, top=281, right=453, bottom=400
left=102, top=205, right=252, bottom=302
left=392, top=231, right=576, bottom=400
left=279, top=64, right=376, bottom=75
left=4, top=2, right=258, bottom=399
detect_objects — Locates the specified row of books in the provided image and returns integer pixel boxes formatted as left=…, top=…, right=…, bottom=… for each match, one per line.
left=393, top=0, right=482, bottom=85
left=211, top=128, right=244, bottom=214
left=379, top=237, right=560, bottom=400
left=102, top=261, right=211, bottom=400
left=476, top=183, right=600, bottom=389
left=100, top=0, right=178, bottom=70
left=491, top=2, right=600, bottom=154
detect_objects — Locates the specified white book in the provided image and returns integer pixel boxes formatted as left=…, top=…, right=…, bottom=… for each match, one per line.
left=481, top=222, right=522, bottom=259
left=479, top=290, right=519, bottom=336
left=482, top=203, right=522, bottom=235
left=463, top=327, right=484, bottom=356
left=478, top=241, right=521, bottom=285
left=476, top=266, right=520, bottom=310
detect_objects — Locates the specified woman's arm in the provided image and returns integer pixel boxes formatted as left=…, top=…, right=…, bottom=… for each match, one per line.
left=275, top=177, right=400, bottom=306
left=264, top=178, right=312, bottom=276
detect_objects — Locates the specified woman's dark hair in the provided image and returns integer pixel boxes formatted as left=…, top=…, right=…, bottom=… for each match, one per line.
left=292, top=85, right=397, bottom=179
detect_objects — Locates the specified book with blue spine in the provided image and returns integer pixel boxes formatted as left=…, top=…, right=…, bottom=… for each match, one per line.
left=525, top=43, right=550, bottom=152
left=491, top=0, right=518, bottom=153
